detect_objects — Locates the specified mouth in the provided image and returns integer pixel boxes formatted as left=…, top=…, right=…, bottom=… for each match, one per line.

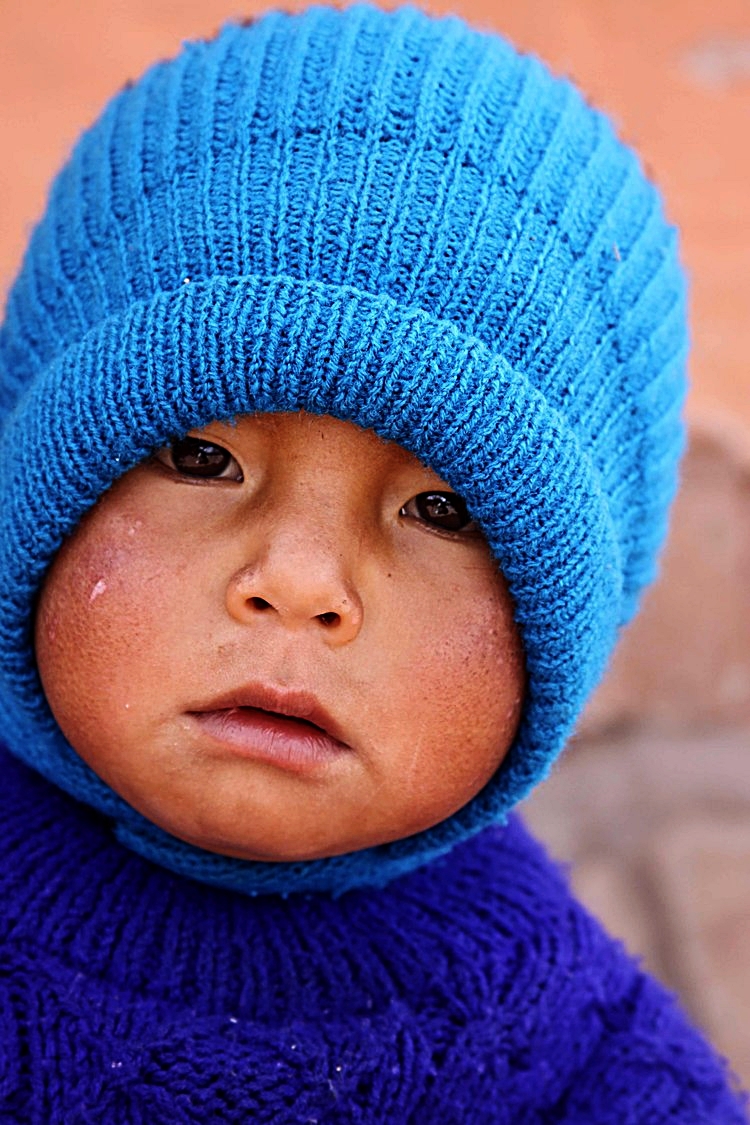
left=186, top=684, right=352, bottom=773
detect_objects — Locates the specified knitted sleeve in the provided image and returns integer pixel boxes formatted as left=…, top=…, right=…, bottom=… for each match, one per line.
left=433, top=817, right=750, bottom=1124
left=554, top=971, right=749, bottom=1123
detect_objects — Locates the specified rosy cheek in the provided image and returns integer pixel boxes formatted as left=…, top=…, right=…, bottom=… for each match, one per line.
left=428, top=589, right=522, bottom=734
left=78, top=509, right=172, bottom=596
left=37, top=613, right=58, bottom=654
left=88, top=578, right=108, bottom=603
left=38, top=515, right=155, bottom=665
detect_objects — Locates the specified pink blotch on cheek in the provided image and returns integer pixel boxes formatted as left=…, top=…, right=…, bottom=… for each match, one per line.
left=89, top=579, right=108, bottom=602
left=38, top=509, right=152, bottom=662
left=40, top=607, right=59, bottom=646
left=35, top=505, right=163, bottom=750
left=78, top=512, right=150, bottom=590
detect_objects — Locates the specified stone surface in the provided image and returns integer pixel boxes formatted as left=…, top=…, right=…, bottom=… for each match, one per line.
left=581, top=415, right=750, bottom=735
left=523, top=726, right=750, bottom=1092
left=650, top=818, right=750, bottom=1082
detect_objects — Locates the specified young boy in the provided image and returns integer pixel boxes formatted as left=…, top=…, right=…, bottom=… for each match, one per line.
left=0, top=5, right=747, bottom=1122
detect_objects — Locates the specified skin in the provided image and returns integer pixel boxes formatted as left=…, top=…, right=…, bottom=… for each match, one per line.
left=34, top=412, right=525, bottom=862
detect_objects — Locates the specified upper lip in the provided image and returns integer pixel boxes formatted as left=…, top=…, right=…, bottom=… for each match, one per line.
left=187, top=683, right=350, bottom=747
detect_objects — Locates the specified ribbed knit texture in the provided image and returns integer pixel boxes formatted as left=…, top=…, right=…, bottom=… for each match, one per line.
left=0, top=5, right=688, bottom=894
left=1, top=746, right=746, bottom=1124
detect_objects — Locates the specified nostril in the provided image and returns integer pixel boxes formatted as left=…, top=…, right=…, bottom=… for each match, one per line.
left=317, top=611, right=340, bottom=627
left=250, top=597, right=273, bottom=611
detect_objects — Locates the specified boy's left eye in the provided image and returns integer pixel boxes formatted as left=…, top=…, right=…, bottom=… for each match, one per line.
left=156, top=437, right=244, bottom=481
left=400, top=491, right=478, bottom=534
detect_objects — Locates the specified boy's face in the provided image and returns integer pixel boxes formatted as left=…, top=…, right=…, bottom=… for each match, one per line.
left=34, top=412, right=525, bottom=862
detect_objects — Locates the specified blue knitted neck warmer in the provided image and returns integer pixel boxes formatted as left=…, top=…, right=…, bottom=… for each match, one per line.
left=0, top=4, right=687, bottom=897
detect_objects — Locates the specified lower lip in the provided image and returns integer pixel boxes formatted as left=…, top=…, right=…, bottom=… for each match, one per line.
left=188, top=708, right=351, bottom=773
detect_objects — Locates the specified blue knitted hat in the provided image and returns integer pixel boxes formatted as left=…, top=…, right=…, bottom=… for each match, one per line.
left=0, top=4, right=687, bottom=896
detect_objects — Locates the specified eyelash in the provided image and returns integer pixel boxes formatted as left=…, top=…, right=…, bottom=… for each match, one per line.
left=156, top=437, right=478, bottom=535
left=156, top=437, right=243, bottom=481
left=398, top=493, right=478, bottom=535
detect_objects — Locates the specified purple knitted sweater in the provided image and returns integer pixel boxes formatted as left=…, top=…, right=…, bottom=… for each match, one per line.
left=1, top=745, right=747, bottom=1124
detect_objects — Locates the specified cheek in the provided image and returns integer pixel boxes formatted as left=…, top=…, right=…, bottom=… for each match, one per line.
left=374, top=564, right=525, bottom=808
left=417, top=608, right=522, bottom=748
left=34, top=508, right=188, bottom=740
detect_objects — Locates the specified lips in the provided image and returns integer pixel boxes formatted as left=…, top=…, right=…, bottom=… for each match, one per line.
left=186, top=683, right=352, bottom=772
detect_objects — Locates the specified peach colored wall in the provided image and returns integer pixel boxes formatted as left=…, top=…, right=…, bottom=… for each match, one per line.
left=2, top=0, right=749, bottom=425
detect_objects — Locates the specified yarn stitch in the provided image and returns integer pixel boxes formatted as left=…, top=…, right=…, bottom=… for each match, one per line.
left=1, top=747, right=748, bottom=1123
left=0, top=4, right=687, bottom=895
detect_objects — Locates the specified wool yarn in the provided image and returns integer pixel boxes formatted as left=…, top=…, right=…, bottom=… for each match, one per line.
left=0, top=4, right=688, bottom=895
left=3, top=748, right=748, bottom=1123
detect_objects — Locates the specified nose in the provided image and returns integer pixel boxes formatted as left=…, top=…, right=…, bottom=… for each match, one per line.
left=225, top=523, right=364, bottom=645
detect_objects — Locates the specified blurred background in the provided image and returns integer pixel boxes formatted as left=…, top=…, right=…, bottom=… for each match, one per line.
left=2, top=0, right=749, bottom=1091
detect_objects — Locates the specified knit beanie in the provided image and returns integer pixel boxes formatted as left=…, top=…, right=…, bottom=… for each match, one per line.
left=0, top=4, right=687, bottom=896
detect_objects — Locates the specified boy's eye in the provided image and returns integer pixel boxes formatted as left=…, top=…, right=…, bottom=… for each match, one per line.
left=158, top=437, right=244, bottom=481
left=400, top=491, right=478, bottom=534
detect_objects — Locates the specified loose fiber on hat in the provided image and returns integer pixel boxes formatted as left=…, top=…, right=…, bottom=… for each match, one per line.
left=0, top=4, right=687, bottom=895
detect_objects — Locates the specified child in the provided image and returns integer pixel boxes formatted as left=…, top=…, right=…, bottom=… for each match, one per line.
left=0, top=4, right=747, bottom=1121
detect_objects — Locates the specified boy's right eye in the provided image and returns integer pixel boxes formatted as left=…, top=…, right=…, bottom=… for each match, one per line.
left=155, top=437, right=244, bottom=481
